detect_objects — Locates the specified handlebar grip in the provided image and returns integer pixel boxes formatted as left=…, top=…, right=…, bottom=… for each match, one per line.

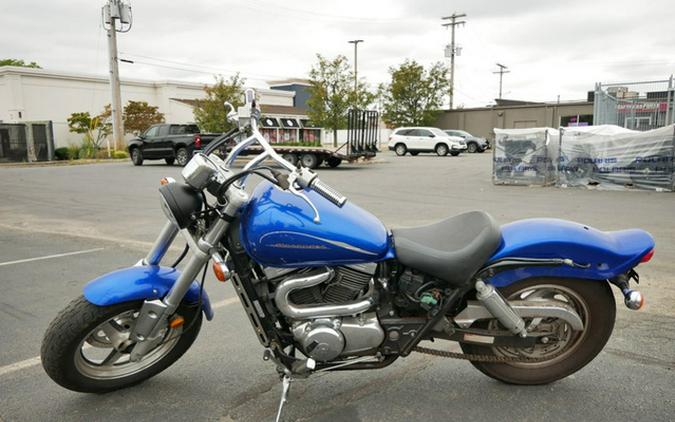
left=310, top=179, right=347, bottom=207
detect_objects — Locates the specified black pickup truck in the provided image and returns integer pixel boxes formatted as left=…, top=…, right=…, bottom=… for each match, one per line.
left=127, top=124, right=219, bottom=166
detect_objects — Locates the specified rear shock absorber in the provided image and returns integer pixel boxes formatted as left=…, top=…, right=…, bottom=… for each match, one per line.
left=475, top=280, right=528, bottom=337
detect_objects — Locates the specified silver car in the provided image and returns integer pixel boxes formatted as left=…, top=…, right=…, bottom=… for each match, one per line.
left=444, top=130, right=490, bottom=153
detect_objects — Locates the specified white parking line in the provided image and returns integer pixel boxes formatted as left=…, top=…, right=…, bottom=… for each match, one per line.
left=0, top=295, right=239, bottom=378
left=0, top=248, right=105, bottom=267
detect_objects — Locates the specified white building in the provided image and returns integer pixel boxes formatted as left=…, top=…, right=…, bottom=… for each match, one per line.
left=0, top=66, right=295, bottom=148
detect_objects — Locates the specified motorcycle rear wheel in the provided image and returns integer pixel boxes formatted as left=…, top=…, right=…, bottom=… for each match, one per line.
left=41, top=296, right=202, bottom=393
left=460, top=277, right=615, bottom=385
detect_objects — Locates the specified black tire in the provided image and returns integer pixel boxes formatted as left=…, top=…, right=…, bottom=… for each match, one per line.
left=164, top=158, right=175, bottom=166
left=450, top=151, right=460, bottom=156
left=282, top=153, right=299, bottom=167
left=175, top=148, right=190, bottom=167
left=41, top=296, right=202, bottom=393
left=467, top=142, right=478, bottom=153
left=130, top=148, right=143, bottom=166
left=410, top=152, right=420, bottom=156
left=327, top=157, right=342, bottom=168
left=460, top=277, right=615, bottom=385
left=394, top=144, right=407, bottom=156
left=300, top=153, right=319, bottom=169
left=435, top=143, right=449, bottom=156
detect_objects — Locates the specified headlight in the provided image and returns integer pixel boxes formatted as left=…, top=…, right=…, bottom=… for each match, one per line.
left=158, top=183, right=203, bottom=229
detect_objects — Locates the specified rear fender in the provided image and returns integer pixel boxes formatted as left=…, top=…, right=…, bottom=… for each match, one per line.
left=82, top=265, right=213, bottom=320
left=486, top=219, right=654, bottom=287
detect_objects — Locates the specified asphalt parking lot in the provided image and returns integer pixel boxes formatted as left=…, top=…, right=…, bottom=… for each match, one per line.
left=1, top=152, right=674, bottom=421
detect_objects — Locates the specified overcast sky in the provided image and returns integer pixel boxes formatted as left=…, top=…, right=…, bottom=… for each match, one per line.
left=2, top=0, right=675, bottom=107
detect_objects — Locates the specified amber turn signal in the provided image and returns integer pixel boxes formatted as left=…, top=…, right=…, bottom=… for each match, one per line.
left=169, top=315, right=185, bottom=329
left=213, top=261, right=230, bottom=282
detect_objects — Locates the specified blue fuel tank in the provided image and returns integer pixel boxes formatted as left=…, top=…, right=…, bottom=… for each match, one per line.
left=239, top=181, right=393, bottom=267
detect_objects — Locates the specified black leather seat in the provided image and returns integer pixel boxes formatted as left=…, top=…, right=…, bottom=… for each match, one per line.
left=392, top=211, right=502, bottom=286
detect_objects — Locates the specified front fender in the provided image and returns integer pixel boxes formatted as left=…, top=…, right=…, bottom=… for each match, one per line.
left=83, top=265, right=213, bottom=320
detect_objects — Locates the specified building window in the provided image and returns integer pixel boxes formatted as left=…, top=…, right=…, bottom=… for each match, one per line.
left=561, top=114, right=593, bottom=127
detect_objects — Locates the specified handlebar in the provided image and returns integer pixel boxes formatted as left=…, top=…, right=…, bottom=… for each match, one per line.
left=310, top=178, right=347, bottom=207
left=213, top=88, right=349, bottom=219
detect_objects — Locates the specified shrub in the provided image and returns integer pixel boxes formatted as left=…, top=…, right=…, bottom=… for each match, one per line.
left=112, top=150, right=129, bottom=159
left=94, top=149, right=109, bottom=159
left=67, top=144, right=80, bottom=160
left=54, top=147, right=69, bottom=160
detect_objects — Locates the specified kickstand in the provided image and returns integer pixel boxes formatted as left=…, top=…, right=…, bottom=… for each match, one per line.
left=274, top=374, right=293, bottom=422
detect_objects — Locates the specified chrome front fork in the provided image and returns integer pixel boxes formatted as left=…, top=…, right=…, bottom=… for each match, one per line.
left=142, top=221, right=179, bottom=266
left=129, top=217, right=232, bottom=361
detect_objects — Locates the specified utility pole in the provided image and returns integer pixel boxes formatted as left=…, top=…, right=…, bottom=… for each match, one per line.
left=442, top=13, right=466, bottom=109
left=348, top=40, right=363, bottom=96
left=103, top=0, right=132, bottom=152
left=493, top=63, right=510, bottom=100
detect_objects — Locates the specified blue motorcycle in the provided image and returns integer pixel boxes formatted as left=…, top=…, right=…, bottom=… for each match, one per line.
left=42, top=90, right=654, bottom=421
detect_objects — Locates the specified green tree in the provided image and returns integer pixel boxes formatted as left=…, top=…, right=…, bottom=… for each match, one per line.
left=67, top=106, right=112, bottom=157
left=123, top=100, right=165, bottom=135
left=379, top=60, right=449, bottom=127
left=192, top=75, right=245, bottom=132
left=0, top=58, right=41, bottom=68
left=307, top=54, right=374, bottom=147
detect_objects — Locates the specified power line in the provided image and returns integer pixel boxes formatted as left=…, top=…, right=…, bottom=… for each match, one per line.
left=119, top=52, right=298, bottom=81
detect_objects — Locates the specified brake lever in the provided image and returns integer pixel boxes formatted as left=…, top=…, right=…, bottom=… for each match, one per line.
left=287, top=172, right=321, bottom=223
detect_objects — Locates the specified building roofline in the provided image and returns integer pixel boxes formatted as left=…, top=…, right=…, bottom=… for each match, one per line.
left=267, top=78, right=312, bottom=87
left=444, top=100, right=592, bottom=112
left=0, top=66, right=294, bottom=97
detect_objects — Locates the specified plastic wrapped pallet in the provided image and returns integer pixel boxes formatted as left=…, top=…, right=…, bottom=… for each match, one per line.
left=493, top=128, right=559, bottom=186
left=558, top=124, right=675, bottom=191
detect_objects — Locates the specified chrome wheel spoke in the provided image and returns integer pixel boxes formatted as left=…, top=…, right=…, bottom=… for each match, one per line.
left=100, top=349, right=124, bottom=367
left=492, top=284, right=589, bottom=367
left=75, top=309, right=182, bottom=380
left=100, top=320, right=127, bottom=349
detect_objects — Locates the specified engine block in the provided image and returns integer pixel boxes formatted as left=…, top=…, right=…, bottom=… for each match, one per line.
left=289, top=263, right=376, bottom=305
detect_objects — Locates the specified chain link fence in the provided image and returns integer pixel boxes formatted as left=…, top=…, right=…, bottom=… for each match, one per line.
left=0, top=121, right=55, bottom=163
left=593, top=77, right=674, bottom=130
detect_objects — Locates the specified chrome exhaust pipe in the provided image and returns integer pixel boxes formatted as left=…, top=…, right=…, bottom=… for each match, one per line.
left=275, top=269, right=375, bottom=319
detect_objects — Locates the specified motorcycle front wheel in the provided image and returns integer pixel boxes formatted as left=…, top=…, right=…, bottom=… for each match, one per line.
left=41, top=296, right=202, bottom=393
left=460, top=277, right=616, bottom=385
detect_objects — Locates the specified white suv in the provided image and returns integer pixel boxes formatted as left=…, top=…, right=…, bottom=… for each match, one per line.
left=387, top=127, right=467, bottom=156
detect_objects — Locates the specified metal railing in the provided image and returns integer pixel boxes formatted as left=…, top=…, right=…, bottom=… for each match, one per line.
left=593, top=77, right=674, bottom=130
left=346, top=109, right=379, bottom=156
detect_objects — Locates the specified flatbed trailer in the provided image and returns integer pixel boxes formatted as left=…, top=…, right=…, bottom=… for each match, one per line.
left=237, top=144, right=375, bottom=168
left=226, top=109, right=380, bottom=169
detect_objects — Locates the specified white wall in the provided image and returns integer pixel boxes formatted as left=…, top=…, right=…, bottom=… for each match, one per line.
left=0, top=67, right=294, bottom=148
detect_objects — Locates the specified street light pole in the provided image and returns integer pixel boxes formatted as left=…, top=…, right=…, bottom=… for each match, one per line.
left=348, top=39, right=363, bottom=95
